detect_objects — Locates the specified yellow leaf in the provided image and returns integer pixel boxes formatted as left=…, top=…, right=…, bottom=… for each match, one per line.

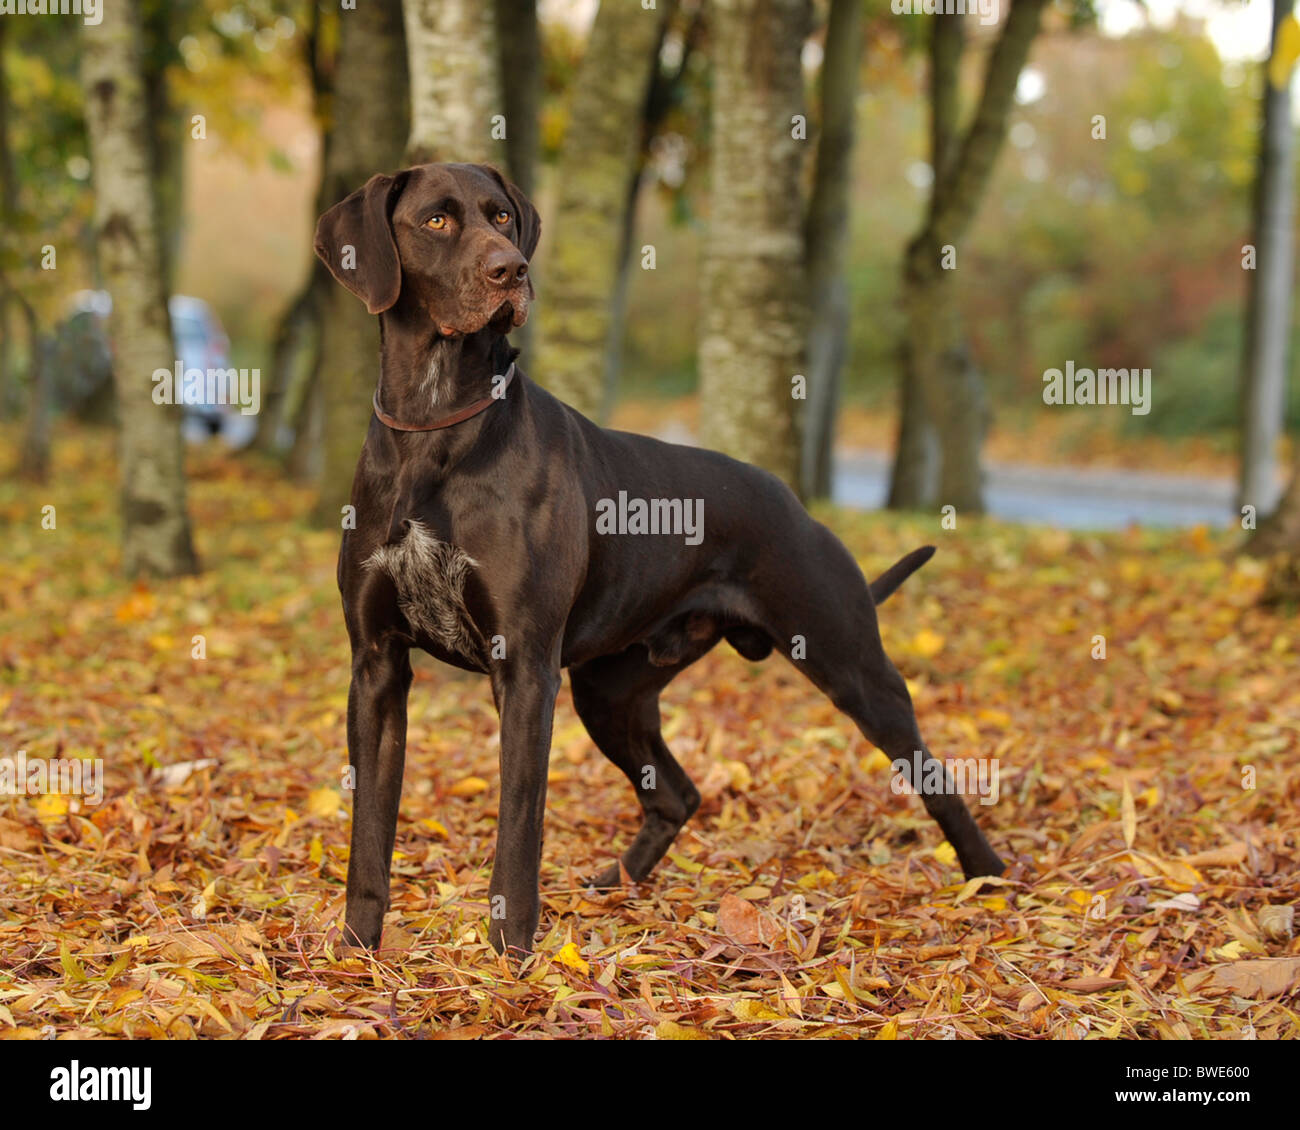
left=875, top=1018, right=899, bottom=1040
left=912, top=629, right=945, bottom=659
left=1270, top=15, right=1300, bottom=88
left=306, top=788, right=340, bottom=818
left=420, top=817, right=449, bottom=839
left=309, top=835, right=324, bottom=865
left=656, top=1020, right=708, bottom=1040
left=448, top=776, right=489, bottom=797
left=1121, top=778, right=1137, bottom=849
left=733, top=999, right=782, bottom=1021
left=953, top=873, right=1014, bottom=904
left=860, top=749, right=891, bottom=774
left=555, top=942, right=589, bottom=975
left=933, top=842, right=957, bottom=867
left=32, top=793, right=69, bottom=825
left=60, top=941, right=87, bottom=983
left=725, top=759, right=752, bottom=791
left=667, top=851, right=704, bottom=874
left=1138, top=786, right=1159, bottom=808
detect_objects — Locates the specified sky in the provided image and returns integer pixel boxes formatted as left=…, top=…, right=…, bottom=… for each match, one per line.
left=1098, top=0, right=1273, bottom=62
left=545, top=0, right=1277, bottom=65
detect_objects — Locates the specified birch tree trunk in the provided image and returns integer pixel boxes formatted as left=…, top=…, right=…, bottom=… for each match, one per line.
left=403, top=0, right=501, bottom=165
left=81, top=0, right=198, bottom=577
left=801, top=0, right=863, bottom=500
left=699, top=0, right=809, bottom=494
left=1238, top=0, right=1295, bottom=516
left=888, top=0, right=1047, bottom=513
left=533, top=0, right=668, bottom=420
left=315, top=0, right=409, bottom=522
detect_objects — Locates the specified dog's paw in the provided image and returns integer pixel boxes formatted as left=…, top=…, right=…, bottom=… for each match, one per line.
left=584, top=860, right=629, bottom=893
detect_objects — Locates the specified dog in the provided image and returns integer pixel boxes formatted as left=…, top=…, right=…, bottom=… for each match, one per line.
left=313, top=162, right=1004, bottom=956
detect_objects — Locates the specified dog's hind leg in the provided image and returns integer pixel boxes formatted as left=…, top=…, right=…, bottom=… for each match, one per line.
left=761, top=527, right=1004, bottom=880
left=822, top=646, right=1004, bottom=879
left=571, top=646, right=707, bottom=889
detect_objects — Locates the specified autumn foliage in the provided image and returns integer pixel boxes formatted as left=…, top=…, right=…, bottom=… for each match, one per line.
left=1, top=428, right=1297, bottom=1039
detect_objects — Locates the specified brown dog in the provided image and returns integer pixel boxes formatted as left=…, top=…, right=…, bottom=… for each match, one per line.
left=313, top=162, right=1004, bottom=955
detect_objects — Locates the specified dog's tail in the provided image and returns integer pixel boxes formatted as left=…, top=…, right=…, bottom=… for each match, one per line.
left=868, top=545, right=935, bottom=605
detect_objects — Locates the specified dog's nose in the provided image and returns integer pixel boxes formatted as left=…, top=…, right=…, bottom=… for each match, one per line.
left=482, top=246, right=528, bottom=288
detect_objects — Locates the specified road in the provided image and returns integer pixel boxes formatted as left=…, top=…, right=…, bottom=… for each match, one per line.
left=832, top=448, right=1240, bottom=530
left=651, top=423, right=1243, bottom=530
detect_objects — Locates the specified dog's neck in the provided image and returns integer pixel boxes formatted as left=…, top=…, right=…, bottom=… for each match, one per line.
left=376, top=302, right=517, bottom=427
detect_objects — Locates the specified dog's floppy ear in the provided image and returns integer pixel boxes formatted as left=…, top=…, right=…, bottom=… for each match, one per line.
left=313, top=171, right=410, bottom=314
left=483, top=165, right=541, bottom=261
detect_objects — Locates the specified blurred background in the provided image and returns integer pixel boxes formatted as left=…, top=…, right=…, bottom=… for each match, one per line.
left=2, top=0, right=1300, bottom=560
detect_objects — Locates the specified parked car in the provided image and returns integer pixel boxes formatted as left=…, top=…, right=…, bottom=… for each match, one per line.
left=53, top=290, right=245, bottom=443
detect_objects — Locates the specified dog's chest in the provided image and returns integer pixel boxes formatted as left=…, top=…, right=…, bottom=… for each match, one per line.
left=364, top=519, right=485, bottom=660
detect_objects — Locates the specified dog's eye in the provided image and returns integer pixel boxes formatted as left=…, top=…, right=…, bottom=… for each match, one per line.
left=494, top=210, right=510, bottom=225
left=426, top=215, right=447, bottom=230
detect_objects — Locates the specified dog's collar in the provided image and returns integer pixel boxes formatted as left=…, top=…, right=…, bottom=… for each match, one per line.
left=372, top=362, right=517, bottom=432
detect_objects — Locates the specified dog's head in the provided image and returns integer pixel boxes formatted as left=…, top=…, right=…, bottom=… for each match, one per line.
left=313, top=162, right=541, bottom=336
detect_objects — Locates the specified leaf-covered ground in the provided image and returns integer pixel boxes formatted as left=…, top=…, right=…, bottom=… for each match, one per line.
left=1, top=426, right=1297, bottom=1040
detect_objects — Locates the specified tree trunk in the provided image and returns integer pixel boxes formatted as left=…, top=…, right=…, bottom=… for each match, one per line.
left=533, top=0, right=668, bottom=420
left=82, top=0, right=198, bottom=578
left=888, top=1, right=1046, bottom=513
left=314, top=0, right=408, bottom=524
left=493, top=0, right=541, bottom=359
left=888, top=12, right=961, bottom=509
left=494, top=0, right=540, bottom=195
left=0, top=18, right=14, bottom=419
left=603, top=2, right=700, bottom=418
left=403, top=0, right=501, bottom=165
left=1239, top=0, right=1295, bottom=516
left=801, top=0, right=863, bottom=500
left=141, top=1, right=183, bottom=294
left=888, top=336, right=941, bottom=506
left=10, top=287, right=50, bottom=483
left=1246, top=464, right=1300, bottom=608
left=699, top=0, right=810, bottom=494
left=255, top=2, right=336, bottom=455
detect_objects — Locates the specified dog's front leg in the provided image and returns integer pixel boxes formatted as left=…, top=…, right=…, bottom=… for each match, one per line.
left=342, top=639, right=413, bottom=949
left=487, top=649, right=562, bottom=956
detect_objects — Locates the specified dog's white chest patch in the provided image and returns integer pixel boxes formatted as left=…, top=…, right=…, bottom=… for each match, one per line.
left=365, top=520, right=484, bottom=658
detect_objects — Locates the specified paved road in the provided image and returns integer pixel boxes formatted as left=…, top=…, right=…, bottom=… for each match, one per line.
left=832, top=448, right=1241, bottom=530
left=652, top=424, right=1244, bottom=530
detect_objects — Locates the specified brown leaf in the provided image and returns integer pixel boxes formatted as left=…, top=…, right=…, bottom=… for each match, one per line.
left=1207, top=958, right=1300, bottom=1000
left=718, top=893, right=777, bottom=946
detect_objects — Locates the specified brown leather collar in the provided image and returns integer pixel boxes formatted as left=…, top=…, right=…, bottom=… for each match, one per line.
left=372, top=362, right=517, bottom=432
